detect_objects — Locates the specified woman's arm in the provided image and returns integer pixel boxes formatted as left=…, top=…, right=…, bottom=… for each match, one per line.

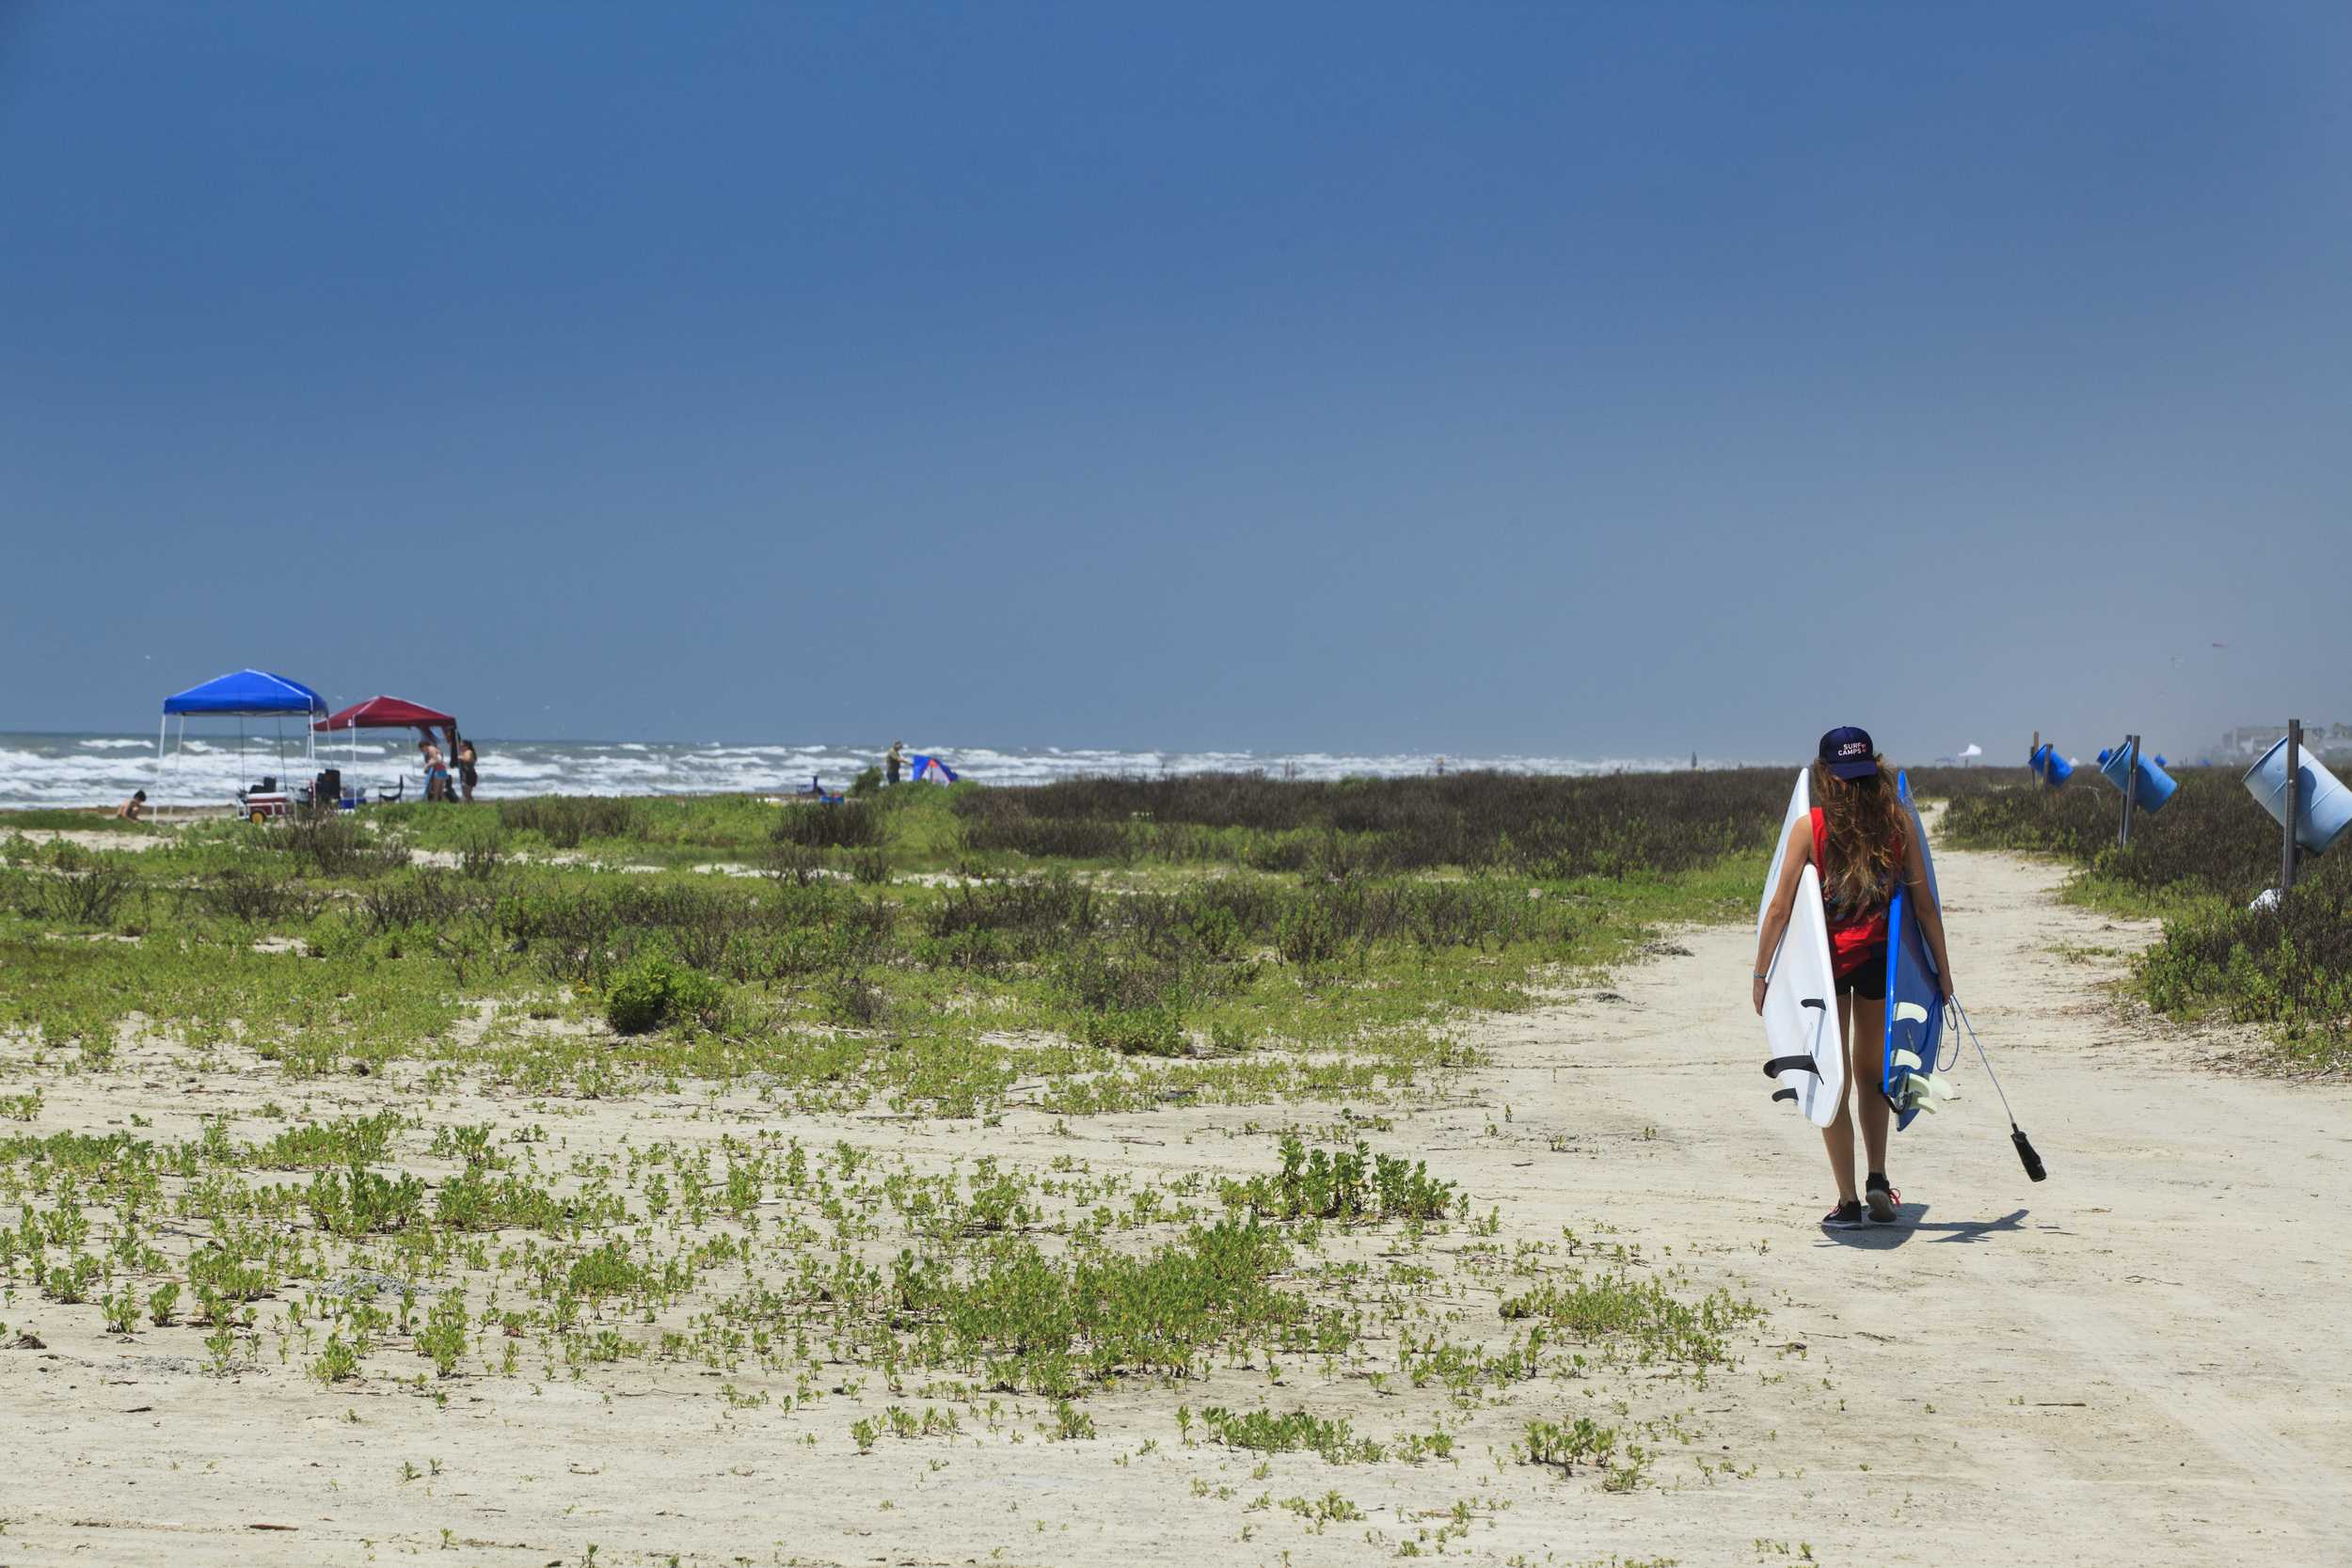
left=1901, top=815, right=1956, bottom=998
left=1751, top=817, right=1811, bottom=1014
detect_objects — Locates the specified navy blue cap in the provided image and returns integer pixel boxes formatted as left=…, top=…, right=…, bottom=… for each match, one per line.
left=1820, top=726, right=1879, bottom=780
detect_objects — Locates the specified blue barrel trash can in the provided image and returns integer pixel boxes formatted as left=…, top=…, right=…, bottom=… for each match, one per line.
left=2243, top=736, right=2352, bottom=854
left=2099, top=740, right=2177, bottom=816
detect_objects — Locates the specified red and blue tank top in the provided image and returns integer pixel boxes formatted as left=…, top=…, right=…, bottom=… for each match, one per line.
left=1809, top=806, right=1899, bottom=978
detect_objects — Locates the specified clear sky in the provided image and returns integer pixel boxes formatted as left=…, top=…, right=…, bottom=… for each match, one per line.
left=3, top=2, right=2345, bottom=763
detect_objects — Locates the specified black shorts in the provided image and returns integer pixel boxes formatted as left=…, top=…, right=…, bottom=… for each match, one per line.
left=1835, top=959, right=1887, bottom=1001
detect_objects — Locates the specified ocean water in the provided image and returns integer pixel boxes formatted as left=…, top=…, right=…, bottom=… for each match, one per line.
left=0, top=732, right=1721, bottom=810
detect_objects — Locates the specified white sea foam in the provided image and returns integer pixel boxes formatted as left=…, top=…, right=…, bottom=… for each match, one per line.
left=0, top=732, right=1730, bottom=809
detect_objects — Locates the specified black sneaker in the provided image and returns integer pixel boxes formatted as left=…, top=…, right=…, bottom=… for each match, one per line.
left=1866, top=1173, right=1900, bottom=1224
left=1821, top=1199, right=1865, bottom=1228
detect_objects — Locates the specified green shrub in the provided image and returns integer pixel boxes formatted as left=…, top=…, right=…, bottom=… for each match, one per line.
left=952, top=768, right=1793, bottom=877
left=416, top=1290, right=468, bottom=1377
left=772, top=801, right=884, bottom=850
left=1077, top=1006, right=1185, bottom=1056
left=2140, top=857, right=2352, bottom=1059
left=1223, top=1136, right=1460, bottom=1223
left=499, top=797, right=637, bottom=848
left=1276, top=896, right=1345, bottom=967
left=605, top=955, right=674, bottom=1034
left=665, top=963, right=730, bottom=1031
left=603, top=952, right=730, bottom=1035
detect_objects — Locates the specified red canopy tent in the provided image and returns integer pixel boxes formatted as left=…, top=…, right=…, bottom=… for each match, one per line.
left=313, top=695, right=456, bottom=735
left=312, top=696, right=461, bottom=798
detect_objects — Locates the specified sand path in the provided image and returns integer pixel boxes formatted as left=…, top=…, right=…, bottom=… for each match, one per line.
left=1449, top=836, right=2352, bottom=1565
left=6, top=837, right=2347, bottom=1566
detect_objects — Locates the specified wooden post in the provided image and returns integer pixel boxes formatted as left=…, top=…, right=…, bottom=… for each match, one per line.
left=2281, top=719, right=2302, bottom=895
left=2119, top=734, right=2139, bottom=847
left=2030, top=730, right=2041, bottom=783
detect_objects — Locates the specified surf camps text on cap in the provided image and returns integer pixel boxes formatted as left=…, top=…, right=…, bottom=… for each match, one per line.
left=1820, top=726, right=1879, bottom=780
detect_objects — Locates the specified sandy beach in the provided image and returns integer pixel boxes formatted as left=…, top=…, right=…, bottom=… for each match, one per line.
left=5, top=824, right=2345, bottom=1567
left=16, top=5, right=2346, bottom=1560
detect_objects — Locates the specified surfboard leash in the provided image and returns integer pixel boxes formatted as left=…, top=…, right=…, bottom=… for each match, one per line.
left=1948, top=998, right=2048, bottom=1182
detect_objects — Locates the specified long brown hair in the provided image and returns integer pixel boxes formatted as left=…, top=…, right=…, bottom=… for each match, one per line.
left=1810, top=757, right=1905, bottom=911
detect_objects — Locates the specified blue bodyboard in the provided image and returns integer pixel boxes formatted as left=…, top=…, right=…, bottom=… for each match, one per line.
left=1882, top=771, right=1945, bottom=1130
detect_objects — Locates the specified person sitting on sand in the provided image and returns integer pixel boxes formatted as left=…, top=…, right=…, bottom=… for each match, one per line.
left=116, top=789, right=147, bottom=821
left=885, top=740, right=905, bottom=787
left=1753, top=726, right=1954, bottom=1228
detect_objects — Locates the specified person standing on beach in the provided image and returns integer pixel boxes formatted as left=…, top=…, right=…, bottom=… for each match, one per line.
left=456, top=740, right=479, bottom=802
left=420, top=737, right=452, bottom=802
left=885, top=740, right=905, bottom=787
left=1752, top=727, right=1955, bottom=1227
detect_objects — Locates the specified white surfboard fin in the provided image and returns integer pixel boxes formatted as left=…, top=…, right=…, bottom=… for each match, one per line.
left=1893, top=1070, right=1953, bottom=1113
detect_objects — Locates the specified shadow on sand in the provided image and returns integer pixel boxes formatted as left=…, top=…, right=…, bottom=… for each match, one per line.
left=1816, top=1206, right=2038, bottom=1250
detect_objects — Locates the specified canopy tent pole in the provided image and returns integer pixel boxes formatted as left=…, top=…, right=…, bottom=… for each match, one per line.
left=155, top=714, right=167, bottom=821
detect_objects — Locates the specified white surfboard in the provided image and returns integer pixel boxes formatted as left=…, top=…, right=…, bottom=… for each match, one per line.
left=1757, top=768, right=1843, bottom=1127
left=1756, top=767, right=1810, bottom=929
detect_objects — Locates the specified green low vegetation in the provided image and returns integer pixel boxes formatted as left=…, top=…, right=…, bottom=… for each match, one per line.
left=1, top=768, right=1809, bottom=1536
left=0, top=808, right=158, bottom=833
left=1, top=780, right=1793, bottom=1110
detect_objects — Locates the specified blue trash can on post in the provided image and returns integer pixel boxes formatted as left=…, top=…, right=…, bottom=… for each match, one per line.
left=2243, top=736, right=2352, bottom=855
left=2098, top=739, right=2177, bottom=816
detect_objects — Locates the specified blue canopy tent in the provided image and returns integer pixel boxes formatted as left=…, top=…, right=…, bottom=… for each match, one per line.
left=163, top=669, right=326, bottom=718
left=157, top=669, right=329, bottom=811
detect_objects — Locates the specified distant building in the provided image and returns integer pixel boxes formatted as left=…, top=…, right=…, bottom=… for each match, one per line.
left=2216, top=722, right=2352, bottom=763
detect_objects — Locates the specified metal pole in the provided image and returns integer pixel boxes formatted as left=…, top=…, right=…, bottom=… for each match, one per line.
left=2120, top=734, right=2139, bottom=847
left=2281, top=719, right=2302, bottom=895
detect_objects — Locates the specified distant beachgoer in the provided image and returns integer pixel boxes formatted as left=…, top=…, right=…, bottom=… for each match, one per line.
left=117, top=789, right=147, bottom=821
left=1752, top=727, right=1955, bottom=1228
left=420, top=738, right=452, bottom=802
left=885, top=741, right=906, bottom=787
left=457, top=740, right=479, bottom=802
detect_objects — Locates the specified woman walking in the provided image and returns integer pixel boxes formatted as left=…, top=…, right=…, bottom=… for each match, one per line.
left=1754, top=727, right=1955, bottom=1227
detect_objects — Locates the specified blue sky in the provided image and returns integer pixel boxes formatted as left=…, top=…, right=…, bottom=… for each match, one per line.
left=3, top=2, right=2345, bottom=763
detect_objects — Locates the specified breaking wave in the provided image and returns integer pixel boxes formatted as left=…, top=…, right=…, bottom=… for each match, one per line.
left=0, top=732, right=1719, bottom=809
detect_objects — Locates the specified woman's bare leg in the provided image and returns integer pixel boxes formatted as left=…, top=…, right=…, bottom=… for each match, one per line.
left=1819, top=993, right=1858, bottom=1204
left=1849, top=992, right=1890, bottom=1178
